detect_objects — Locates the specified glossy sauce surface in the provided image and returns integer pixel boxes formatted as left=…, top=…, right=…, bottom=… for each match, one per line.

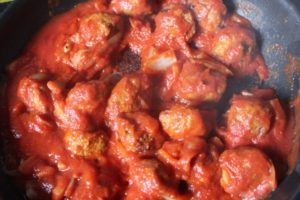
left=4, top=0, right=294, bottom=199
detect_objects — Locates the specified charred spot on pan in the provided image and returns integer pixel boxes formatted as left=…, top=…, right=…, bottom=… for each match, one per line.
left=178, top=179, right=189, bottom=194
left=117, top=48, right=141, bottom=74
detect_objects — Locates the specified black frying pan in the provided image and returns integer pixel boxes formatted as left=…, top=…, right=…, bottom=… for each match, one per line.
left=0, top=0, right=299, bottom=199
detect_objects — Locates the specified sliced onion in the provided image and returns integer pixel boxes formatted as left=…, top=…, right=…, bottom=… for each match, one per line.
left=98, top=32, right=123, bottom=55
left=241, top=91, right=254, bottom=96
left=70, top=49, right=88, bottom=69
left=64, top=177, right=76, bottom=197
left=191, top=50, right=232, bottom=76
left=31, top=73, right=49, bottom=81
left=144, top=49, right=177, bottom=72
left=200, top=59, right=233, bottom=76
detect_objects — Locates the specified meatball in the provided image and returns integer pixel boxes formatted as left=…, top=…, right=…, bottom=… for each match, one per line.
left=158, top=137, right=207, bottom=179
left=191, top=11, right=269, bottom=80
left=37, top=10, right=123, bottom=73
left=197, top=20, right=268, bottom=80
left=210, top=25, right=263, bottom=77
left=50, top=80, right=109, bottom=131
left=228, top=96, right=271, bottom=138
left=18, top=75, right=52, bottom=114
left=127, top=158, right=185, bottom=199
left=64, top=130, right=108, bottom=159
left=30, top=8, right=124, bottom=78
left=159, top=105, right=209, bottom=139
left=173, top=61, right=227, bottom=105
left=152, top=4, right=195, bottom=52
left=110, top=0, right=155, bottom=16
left=71, top=13, right=123, bottom=70
left=188, top=137, right=231, bottom=200
left=218, top=90, right=290, bottom=180
left=65, top=81, right=108, bottom=115
left=105, top=73, right=152, bottom=129
left=218, top=95, right=272, bottom=148
left=115, top=112, right=165, bottom=155
left=187, top=0, right=227, bottom=33
left=211, top=26, right=255, bottom=64
left=219, top=147, right=276, bottom=199
left=141, top=4, right=195, bottom=72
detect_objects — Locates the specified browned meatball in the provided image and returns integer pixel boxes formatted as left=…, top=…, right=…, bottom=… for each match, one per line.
left=159, top=105, right=209, bottom=139
left=50, top=12, right=124, bottom=73
left=152, top=4, right=195, bottom=52
left=219, top=147, right=276, bottom=199
left=187, top=0, right=227, bottom=33
left=64, top=130, right=108, bottom=159
left=126, top=158, right=187, bottom=199
left=158, top=137, right=207, bottom=179
left=188, top=137, right=231, bottom=200
left=105, top=73, right=152, bottom=130
left=50, top=80, right=109, bottom=131
left=194, top=15, right=269, bottom=80
left=211, top=26, right=255, bottom=64
left=75, top=13, right=123, bottom=69
left=115, top=112, right=165, bottom=156
left=18, top=74, right=52, bottom=114
left=209, top=23, right=268, bottom=79
left=78, top=13, right=122, bottom=45
left=173, top=61, right=227, bottom=105
left=218, top=95, right=273, bottom=148
left=228, top=97, right=271, bottom=134
left=218, top=90, right=290, bottom=180
left=66, top=81, right=108, bottom=114
left=140, top=4, right=196, bottom=73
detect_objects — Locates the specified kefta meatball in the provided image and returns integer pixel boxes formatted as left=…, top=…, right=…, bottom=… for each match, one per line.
left=30, top=10, right=124, bottom=78
left=49, top=80, right=109, bottom=131
left=105, top=73, right=152, bottom=130
left=159, top=105, right=214, bottom=139
left=114, top=112, right=165, bottom=156
left=126, top=158, right=187, bottom=199
left=172, top=61, right=227, bottom=105
left=193, top=14, right=268, bottom=80
left=150, top=3, right=196, bottom=55
left=18, top=74, right=53, bottom=115
left=187, top=0, right=227, bottom=33
left=218, top=89, right=291, bottom=180
left=219, top=147, right=276, bottom=199
left=222, top=95, right=272, bottom=146
left=218, top=89, right=287, bottom=149
left=158, top=137, right=207, bottom=179
left=64, top=130, right=108, bottom=159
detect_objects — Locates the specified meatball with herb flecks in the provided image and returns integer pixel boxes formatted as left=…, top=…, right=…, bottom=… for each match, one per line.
left=115, top=112, right=165, bottom=156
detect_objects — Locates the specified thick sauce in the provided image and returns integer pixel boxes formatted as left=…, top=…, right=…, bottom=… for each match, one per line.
left=4, top=0, right=294, bottom=199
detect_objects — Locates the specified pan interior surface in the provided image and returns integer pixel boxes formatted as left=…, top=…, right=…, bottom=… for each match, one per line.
left=224, top=0, right=300, bottom=99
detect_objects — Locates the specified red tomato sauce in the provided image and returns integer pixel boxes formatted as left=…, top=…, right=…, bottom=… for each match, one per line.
left=3, top=0, right=295, bottom=199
